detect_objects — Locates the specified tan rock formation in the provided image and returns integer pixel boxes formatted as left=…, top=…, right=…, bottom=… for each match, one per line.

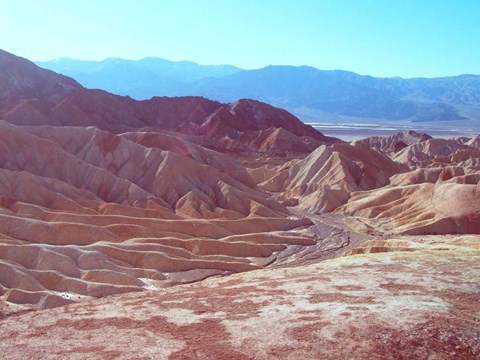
left=0, top=120, right=320, bottom=309
left=259, top=142, right=408, bottom=213
left=339, top=182, right=480, bottom=234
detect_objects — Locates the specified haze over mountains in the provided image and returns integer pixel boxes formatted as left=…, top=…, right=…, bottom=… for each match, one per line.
left=1, top=49, right=480, bottom=358
left=37, top=57, right=480, bottom=122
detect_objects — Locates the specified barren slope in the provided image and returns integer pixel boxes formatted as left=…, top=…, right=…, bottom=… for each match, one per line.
left=1, top=234, right=478, bottom=359
left=339, top=182, right=480, bottom=235
left=258, top=142, right=408, bottom=213
left=0, top=121, right=318, bottom=311
left=339, top=132, right=480, bottom=235
left=391, top=137, right=480, bottom=167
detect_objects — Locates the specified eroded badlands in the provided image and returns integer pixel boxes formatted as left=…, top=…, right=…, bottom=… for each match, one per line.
left=1, top=49, right=479, bottom=359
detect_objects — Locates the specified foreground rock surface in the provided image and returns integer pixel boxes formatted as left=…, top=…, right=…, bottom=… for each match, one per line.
left=1, top=235, right=479, bottom=359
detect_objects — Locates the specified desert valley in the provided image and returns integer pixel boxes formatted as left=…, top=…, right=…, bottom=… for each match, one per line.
left=0, top=49, right=479, bottom=359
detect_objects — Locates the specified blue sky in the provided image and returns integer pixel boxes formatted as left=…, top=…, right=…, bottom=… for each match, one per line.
left=1, top=0, right=479, bottom=78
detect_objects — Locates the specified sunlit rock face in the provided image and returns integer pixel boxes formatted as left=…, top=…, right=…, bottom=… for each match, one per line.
left=258, top=142, right=409, bottom=213
left=0, top=49, right=479, bottom=359
left=339, top=182, right=480, bottom=235
left=0, top=50, right=328, bottom=311
left=0, top=120, right=322, bottom=310
left=340, top=130, right=480, bottom=236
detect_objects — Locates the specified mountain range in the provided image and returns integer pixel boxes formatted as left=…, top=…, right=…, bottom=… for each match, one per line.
left=37, top=57, right=480, bottom=122
left=1, top=49, right=480, bottom=358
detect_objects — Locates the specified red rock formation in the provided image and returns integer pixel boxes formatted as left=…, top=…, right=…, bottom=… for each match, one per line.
left=338, top=132, right=480, bottom=235
left=340, top=182, right=480, bottom=234
left=0, top=49, right=338, bottom=155
left=466, top=134, right=480, bottom=149
left=391, top=138, right=477, bottom=167
left=390, top=166, right=480, bottom=186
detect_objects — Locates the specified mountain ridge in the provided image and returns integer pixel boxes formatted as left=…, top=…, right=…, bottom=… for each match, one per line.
left=0, top=49, right=338, bottom=156
left=36, top=56, right=480, bottom=122
left=38, top=56, right=480, bottom=80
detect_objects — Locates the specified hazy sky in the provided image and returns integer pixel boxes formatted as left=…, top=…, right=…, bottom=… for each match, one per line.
left=2, top=0, right=479, bottom=77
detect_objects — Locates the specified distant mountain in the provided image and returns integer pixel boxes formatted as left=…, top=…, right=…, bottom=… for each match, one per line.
left=190, top=67, right=480, bottom=122
left=37, top=58, right=480, bottom=122
left=36, top=57, right=243, bottom=100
